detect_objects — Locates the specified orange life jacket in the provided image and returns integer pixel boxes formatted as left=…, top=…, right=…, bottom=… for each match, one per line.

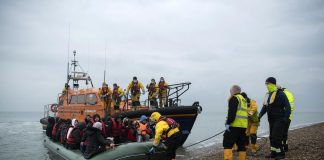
left=138, top=122, right=148, bottom=136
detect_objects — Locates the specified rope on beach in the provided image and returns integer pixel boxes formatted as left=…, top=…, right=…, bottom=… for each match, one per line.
left=183, top=130, right=225, bottom=149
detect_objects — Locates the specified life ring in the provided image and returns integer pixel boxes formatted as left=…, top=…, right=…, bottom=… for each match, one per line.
left=50, top=104, right=58, bottom=112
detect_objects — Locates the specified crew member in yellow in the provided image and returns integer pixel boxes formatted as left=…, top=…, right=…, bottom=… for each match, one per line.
left=148, top=112, right=182, bottom=160
left=62, top=83, right=70, bottom=95
left=112, top=83, right=124, bottom=114
left=99, top=82, right=113, bottom=116
left=277, top=85, right=295, bottom=152
left=158, top=77, right=169, bottom=108
left=241, top=92, right=259, bottom=154
left=223, top=85, right=248, bottom=160
left=126, top=76, right=145, bottom=111
left=147, top=78, right=158, bottom=109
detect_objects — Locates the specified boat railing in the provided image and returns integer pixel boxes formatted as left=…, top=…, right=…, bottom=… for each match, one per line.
left=166, top=82, right=191, bottom=107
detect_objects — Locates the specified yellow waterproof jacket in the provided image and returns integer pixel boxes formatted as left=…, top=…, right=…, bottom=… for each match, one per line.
left=158, top=81, right=169, bottom=96
left=153, top=120, right=180, bottom=146
left=99, top=87, right=112, bottom=99
left=113, top=87, right=124, bottom=98
left=127, top=82, right=145, bottom=94
left=248, top=100, right=259, bottom=124
left=147, top=83, right=158, bottom=99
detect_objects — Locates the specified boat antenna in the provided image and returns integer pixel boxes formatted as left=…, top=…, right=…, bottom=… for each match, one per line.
left=104, top=41, right=107, bottom=83
left=67, top=23, right=70, bottom=84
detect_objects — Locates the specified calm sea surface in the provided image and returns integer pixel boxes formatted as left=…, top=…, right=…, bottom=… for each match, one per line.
left=0, top=111, right=323, bottom=160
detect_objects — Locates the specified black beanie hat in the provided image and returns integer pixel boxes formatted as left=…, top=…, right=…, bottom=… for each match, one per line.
left=266, top=77, right=276, bottom=85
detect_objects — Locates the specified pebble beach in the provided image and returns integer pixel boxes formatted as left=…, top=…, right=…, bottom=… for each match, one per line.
left=180, top=122, right=324, bottom=160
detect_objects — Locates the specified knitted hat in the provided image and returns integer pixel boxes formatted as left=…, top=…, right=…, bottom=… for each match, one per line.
left=93, top=122, right=102, bottom=131
left=265, top=77, right=276, bottom=85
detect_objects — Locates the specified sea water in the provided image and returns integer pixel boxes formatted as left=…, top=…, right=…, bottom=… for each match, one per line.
left=0, top=111, right=323, bottom=160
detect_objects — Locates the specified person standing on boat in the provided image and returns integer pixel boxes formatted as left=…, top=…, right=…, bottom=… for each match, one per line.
left=62, top=83, right=70, bottom=95
left=126, top=76, right=145, bottom=111
left=241, top=92, right=259, bottom=154
left=223, top=85, right=248, bottom=160
left=147, top=79, right=158, bottom=108
left=83, top=122, right=114, bottom=159
left=158, top=77, right=169, bottom=108
left=99, top=82, right=113, bottom=116
left=112, top=83, right=124, bottom=114
left=259, top=77, right=291, bottom=159
left=149, top=112, right=182, bottom=160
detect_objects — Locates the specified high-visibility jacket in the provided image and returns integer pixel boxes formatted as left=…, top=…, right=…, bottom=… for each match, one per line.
left=283, top=89, right=294, bottom=120
left=127, top=81, right=145, bottom=95
left=158, top=81, right=168, bottom=96
left=112, top=87, right=124, bottom=99
left=147, top=83, right=158, bottom=99
left=230, top=94, right=248, bottom=128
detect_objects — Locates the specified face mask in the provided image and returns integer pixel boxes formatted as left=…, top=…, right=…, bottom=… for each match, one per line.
left=266, top=83, right=277, bottom=93
left=133, top=80, right=138, bottom=83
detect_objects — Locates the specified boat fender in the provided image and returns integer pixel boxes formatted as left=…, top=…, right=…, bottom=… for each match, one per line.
left=50, top=104, right=58, bottom=112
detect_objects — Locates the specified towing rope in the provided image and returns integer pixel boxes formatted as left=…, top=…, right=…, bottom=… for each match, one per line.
left=183, top=130, right=225, bottom=149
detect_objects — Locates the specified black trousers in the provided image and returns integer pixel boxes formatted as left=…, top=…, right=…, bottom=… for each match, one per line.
left=164, top=132, right=182, bottom=159
left=223, top=127, right=247, bottom=151
left=268, top=117, right=285, bottom=149
left=283, top=119, right=291, bottom=145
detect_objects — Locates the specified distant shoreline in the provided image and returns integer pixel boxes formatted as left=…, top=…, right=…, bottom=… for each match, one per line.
left=180, top=122, right=324, bottom=159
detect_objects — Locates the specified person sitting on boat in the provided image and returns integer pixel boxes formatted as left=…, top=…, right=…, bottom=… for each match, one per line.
left=112, top=83, right=124, bottom=114
left=66, top=121, right=86, bottom=150
left=149, top=112, right=182, bottom=160
left=51, top=118, right=64, bottom=142
left=147, top=79, right=159, bottom=109
left=158, top=77, right=169, bottom=108
left=93, top=114, right=107, bottom=138
left=46, top=116, right=55, bottom=138
left=121, top=117, right=137, bottom=142
left=126, top=76, right=145, bottom=111
left=135, top=115, right=151, bottom=142
left=66, top=119, right=78, bottom=142
left=60, top=119, right=71, bottom=145
left=99, top=82, right=113, bottom=116
left=84, top=114, right=94, bottom=128
left=110, top=116, right=123, bottom=144
left=83, top=122, right=114, bottom=159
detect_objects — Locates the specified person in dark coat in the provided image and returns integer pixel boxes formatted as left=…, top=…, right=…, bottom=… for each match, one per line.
left=46, top=117, right=55, bottom=138
left=66, top=122, right=86, bottom=149
left=83, top=122, right=114, bottom=159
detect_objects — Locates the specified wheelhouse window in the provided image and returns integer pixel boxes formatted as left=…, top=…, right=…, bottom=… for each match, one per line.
left=70, top=95, right=78, bottom=104
left=77, top=94, right=86, bottom=104
left=86, top=93, right=97, bottom=105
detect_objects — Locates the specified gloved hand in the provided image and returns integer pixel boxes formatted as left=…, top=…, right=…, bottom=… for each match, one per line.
left=225, top=124, right=230, bottom=132
left=148, top=146, right=156, bottom=155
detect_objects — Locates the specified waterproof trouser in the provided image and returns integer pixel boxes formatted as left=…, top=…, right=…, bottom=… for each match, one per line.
left=223, top=127, right=247, bottom=152
left=268, top=116, right=285, bottom=154
left=164, top=132, right=182, bottom=159
left=283, top=119, right=291, bottom=151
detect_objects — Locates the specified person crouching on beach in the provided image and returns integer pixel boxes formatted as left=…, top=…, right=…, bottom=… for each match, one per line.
left=223, top=85, right=248, bottom=160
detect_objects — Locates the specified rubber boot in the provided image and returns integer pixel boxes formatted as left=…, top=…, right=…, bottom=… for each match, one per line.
left=251, top=144, right=258, bottom=153
left=238, top=151, right=246, bottom=160
left=265, top=151, right=277, bottom=158
left=224, top=149, right=233, bottom=160
left=232, top=144, right=238, bottom=151
left=275, top=151, right=285, bottom=160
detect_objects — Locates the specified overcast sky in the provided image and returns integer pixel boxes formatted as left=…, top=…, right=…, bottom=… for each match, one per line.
left=1, top=0, right=324, bottom=112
